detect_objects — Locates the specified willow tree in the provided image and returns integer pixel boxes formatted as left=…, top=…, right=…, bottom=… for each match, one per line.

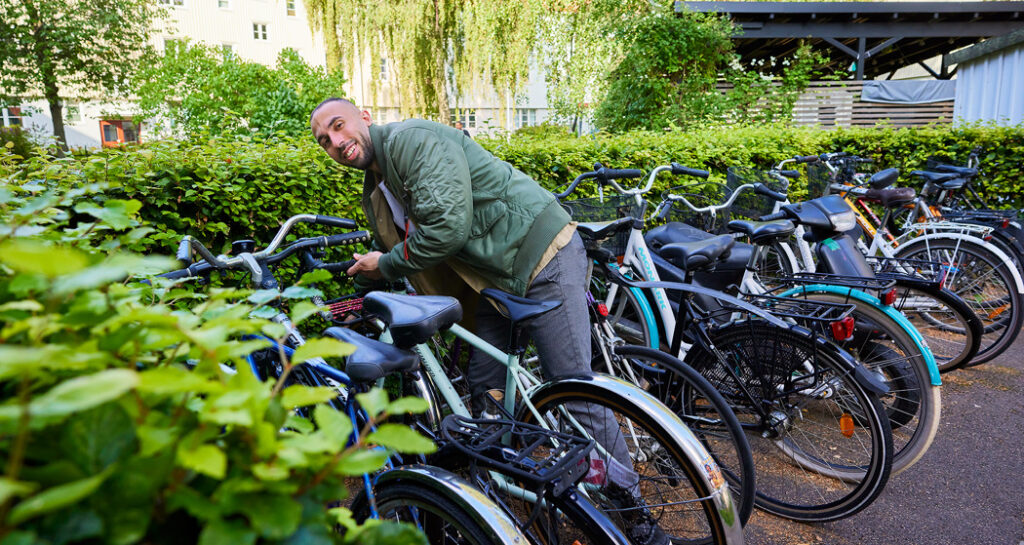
left=304, top=0, right=342, bottom=72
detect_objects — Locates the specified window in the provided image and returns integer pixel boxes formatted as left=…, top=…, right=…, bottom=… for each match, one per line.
left=450, top=108, right=477, bottom=128
left=99, top=119, right=140, bottom=148
left=163, top=38, right=184, bottom=54
left=221, top=43, right=235, bottom=58
left=252, top=23, right=268, bottom=40
left=286, top=0, right=296, bottom=16
left=158, top=0, right=184, bottom=6
left=218, top=0, right=230, bottom=8
left=515, top=108, right=537, bottom=129
left=1, top=107, right=22, bottom=128
left=379, top=57, right=388, bottom=81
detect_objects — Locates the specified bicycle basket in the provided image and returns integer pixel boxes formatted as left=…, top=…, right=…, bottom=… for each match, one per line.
left=725, top=167, right=786, bottom=221
left=805, top=163, right=833, bottom=199
left=561, top=195, right=646, bottom=256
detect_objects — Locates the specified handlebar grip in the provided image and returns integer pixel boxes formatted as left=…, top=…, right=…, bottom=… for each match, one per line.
left=754, top=184, right=788, bottom=202
left=656, top=202, right=673, bottom=220
left=598, top=168, right=644, bottom=181
left=157, top=261, right=213, bottom=280
left=793, top=155, right=819, bottom=164
left=777, top=170, right=801, bottom=179
left=670, top=162, right=710, bottom=179
left=855, top=157, right=874, bottom=164
left=759, top=211, right=788, bottom=222
left=176, top=239, right=193, bottom=265
left=821, top=152, right=848, bottom=160
left=314, top=215, right=358, bottom=229
left=323, top=231, right=372, bottom=247
left=318, top=259, right=358, bottom=273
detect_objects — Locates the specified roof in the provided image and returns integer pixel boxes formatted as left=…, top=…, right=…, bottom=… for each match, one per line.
left=680, top=1, right=1024, bottom=79
left=945, top=26, right=1024, bottom=66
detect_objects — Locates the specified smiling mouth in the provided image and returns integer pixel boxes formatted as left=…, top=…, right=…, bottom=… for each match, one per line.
left=343, top=142, right=358, bottom=161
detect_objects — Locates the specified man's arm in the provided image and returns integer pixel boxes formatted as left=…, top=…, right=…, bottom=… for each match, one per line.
left=377, top=128, right=473, bottom=281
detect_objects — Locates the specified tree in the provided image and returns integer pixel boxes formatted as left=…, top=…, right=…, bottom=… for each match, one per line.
left=0, top=0, right=164, bottom=152
left=132, top=45, right=347, bottom=138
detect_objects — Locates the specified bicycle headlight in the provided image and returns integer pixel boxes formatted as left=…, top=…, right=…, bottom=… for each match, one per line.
left=828, top=210, right=857, bottom=233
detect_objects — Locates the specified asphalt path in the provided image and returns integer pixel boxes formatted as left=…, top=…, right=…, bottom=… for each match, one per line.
left=743, top=335, right=1024, bottom=545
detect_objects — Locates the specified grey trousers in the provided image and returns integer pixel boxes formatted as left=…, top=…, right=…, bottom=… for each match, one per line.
left=466, top=233, right=636, bottom=484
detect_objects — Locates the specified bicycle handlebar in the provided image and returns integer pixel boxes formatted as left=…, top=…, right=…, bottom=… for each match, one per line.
left=670, top=163, right=710, bottom=179
left=755, top=183, right=788, bottom=202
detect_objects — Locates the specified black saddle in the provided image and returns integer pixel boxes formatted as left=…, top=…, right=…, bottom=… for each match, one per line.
left=658, top=235, right=735, bottom=272
left=863, top=187, right=916, bottom=208
left=726, top=219, right=795, bottom=244
left=362, top=292, right=463, bottom=349
left=868, top=168, right=900, bottom=189
left=322, top=327, right=420, bottom=383
left=933, top=164, right=978, bottom=178
left=910, top=170, right=965, bottom=190
left=481, top=288, right=562, bottom=324
left=646, top=222, right=752, bottom=273
left=576, top=217, right=634, bottom=242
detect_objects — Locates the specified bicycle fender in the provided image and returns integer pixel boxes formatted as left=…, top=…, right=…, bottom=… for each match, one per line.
left=372, top=465, right=530, bottom=545
left=896, top=233, right=1024, bottom=294
left=523, top=373, right=745, bottom=545
left=776, top=285, right=942, bottom=386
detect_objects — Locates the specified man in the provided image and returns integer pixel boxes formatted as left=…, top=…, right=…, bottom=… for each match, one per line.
left=310, top=98, right=668, bottom=545
left=454, top=120, right=471, bottom=137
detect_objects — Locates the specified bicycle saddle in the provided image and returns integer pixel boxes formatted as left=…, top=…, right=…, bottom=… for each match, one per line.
left=726, top=219, right=795, bottom=244
left=778, top=195, right=855, bottom=235
left=575, top=217, right=634, bottom=242
left=646, top=222, right=752, bottom=273
left=481, top=288, right=562, bottom=324
left=932, top=164, right=978, bottom=178
left=862, top=187, right=916, bottom=208
left=322, top=326, right=420, bottom=383
left=910, top=170, right=963, bottom=187
left=658, top=234, right=734, bottom=272
left=868, top=168, right=900, bottom=189
left=363, top=292, right=463, bottom=349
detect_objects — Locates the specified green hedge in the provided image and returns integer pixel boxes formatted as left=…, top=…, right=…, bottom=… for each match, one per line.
left=3, top=124, right=1022, bottom=258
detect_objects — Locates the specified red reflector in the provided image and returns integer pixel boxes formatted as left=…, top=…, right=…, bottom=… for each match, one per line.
left=881, top=288, right=897, bottom=306
left=597, top=303, right=609, bottom=317
left=830, top=316, right=855, bottom=342
left=1002, top=218, right=1010, bottom=229
left=983, top=233, right=993, bottom=241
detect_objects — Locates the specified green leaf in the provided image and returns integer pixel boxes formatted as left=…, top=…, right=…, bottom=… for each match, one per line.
left=290, top=338, right=354, bottom=365
left=231, top=494, right=302, bottom=539
left=0, top=369, right=139, bottom=422
left=280, top=285, right=321, bottom=299
left=0, top=479, right=37, bottom=506
left=355, top=389, right=389, bottom=418
left=313, top=404, right=353, bottom=446
left=298, top=269, right=332, bottom=285
left=198, top=517, right=257, bottom=545
left=138, top=366, right=223, bottom=395
left=353, top=520, right=429, bottom=545
left=367, top=424, right=436, bottom=454
left=0, top=240, right=89, bottom=276
left=289, top=300, right=323, bottom=325
left=177, top=443, right=227, bottom=479
left=335, top=449, right=390, bottom=476
left=387, top=396, right=430, bottom=415
left=73, top=199, right=142, bottom=230
left=7, top=468, right=111, bottom=525
left=59, top=402, right=137, bottom=474
left=248, top=289, right=280, bottom=304
left=280, top=385, right=337, bottom=409
left=252, top=462, right=290, bottom=481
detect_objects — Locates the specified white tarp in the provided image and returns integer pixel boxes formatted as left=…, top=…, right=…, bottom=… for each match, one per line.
left=860, top=80, right=957, bottom=104
left=953, top=43, right=1024, bottom=126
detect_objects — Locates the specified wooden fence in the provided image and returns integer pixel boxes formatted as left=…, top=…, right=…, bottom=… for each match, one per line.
left=790, top=81, right=954, bottom=128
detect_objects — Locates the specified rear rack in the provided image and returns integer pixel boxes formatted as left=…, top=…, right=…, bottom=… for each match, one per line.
left=865, top=256, right=950, bottom=285
left=771, top=272, right=896, bottom=292
left=730, top=293, right=855, bottom=325
left=440, top=414, right=593, bottom=497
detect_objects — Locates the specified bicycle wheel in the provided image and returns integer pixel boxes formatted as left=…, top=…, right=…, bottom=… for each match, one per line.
left=351, top=479, right=506, bottom=545
left=591, top=264, right=659, bottom=348
left=595, top=344, right=756, bottom=527
left=897, top=237, right=1024, bottom=365
left=684, top=320, right=893, bottom=522
left=890, top=282, right=981, bottom=373
left=519, top=375, right=740, bottom=545
left=801, top=294, right=940, bottom=474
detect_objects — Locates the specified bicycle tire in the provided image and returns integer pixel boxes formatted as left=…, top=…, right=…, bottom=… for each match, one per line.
left=800, top=293, right=940, bottom=474
left=600, top=344, right=756, bottom=527
left=890, top=281, right=982, bottom=373
left=683, top=320, right=893, bottom=521
left=350, top=479, right=506, bottom=545
left=896, top=237, right=1024, bottom=365
left=518, top=375, right=740, bottom=545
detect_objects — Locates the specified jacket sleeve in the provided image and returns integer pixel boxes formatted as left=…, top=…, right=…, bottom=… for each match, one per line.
left=377, top=128, right=473, bottom=281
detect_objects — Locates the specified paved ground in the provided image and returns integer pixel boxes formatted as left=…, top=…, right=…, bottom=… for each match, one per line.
left=743, top=336, right=1024, bottom=545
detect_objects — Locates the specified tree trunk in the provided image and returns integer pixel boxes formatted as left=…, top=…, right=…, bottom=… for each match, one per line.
left=431, top=0, right=450, bottom=123
left=25, top=0, right=66, bottom=154
left=44, top=87, right=67, bottom=156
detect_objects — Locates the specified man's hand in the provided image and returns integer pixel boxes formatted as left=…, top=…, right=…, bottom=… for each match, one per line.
left=347, top=251, right=383, bottom=280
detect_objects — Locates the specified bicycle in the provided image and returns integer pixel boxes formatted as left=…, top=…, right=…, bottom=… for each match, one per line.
left=159, top=213, right=531, bottom=545
left=555, top=165, right=895, bottom=522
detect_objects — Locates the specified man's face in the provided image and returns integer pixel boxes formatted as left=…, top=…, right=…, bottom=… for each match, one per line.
left=455, top=121, right=463, bottom=129
left=311, top=101, right=375, bottom=170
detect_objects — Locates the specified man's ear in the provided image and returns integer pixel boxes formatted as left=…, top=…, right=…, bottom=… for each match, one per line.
left=361, top=109, right=372, bottom=126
